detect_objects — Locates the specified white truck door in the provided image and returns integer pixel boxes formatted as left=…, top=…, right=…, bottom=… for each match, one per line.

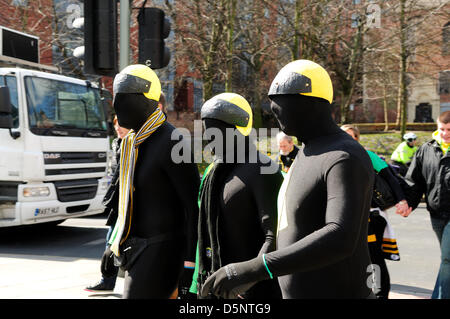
left=0, top=74, right=24, bottom=207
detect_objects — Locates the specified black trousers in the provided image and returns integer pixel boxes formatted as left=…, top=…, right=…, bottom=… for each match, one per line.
left=391, top=161, right=409, bottom=177
left=368, top=211, right=390, bottom=299
left=123, top=239, right=184, bottom=299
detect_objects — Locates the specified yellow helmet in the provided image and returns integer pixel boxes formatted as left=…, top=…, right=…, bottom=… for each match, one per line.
left=113, top=64, right=161, bottom=102
left=201, top=92, right=253, bottom=136
left=268, top=60, right=333, bottom=104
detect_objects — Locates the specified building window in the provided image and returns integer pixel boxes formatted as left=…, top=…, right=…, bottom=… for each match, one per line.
left=12, top=0, right=28, bottom=6
left=443, top=22, right=450, bottom=56
left=351, top=13, right=360, bottom=28
left=439, top=70, right=450, bottom=95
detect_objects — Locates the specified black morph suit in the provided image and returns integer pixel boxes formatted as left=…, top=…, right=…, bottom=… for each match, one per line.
left=200, top=95, right=375, bottom=299
left=266, top=95, right=374, bottom=298
left=198, top=119, right=282, bottom=299
left=114, top=93, right=200, bottom=298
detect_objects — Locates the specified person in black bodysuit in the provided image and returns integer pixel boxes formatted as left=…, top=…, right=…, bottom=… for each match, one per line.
left=195, top=93, right=282, bottom=299
left=200, top=60, right=375, bottom=299
left=110, top=64, right=199, bottom=299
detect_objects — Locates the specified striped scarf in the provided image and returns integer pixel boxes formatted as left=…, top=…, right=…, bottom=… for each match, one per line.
left=110, top=108, right=166, bottom=256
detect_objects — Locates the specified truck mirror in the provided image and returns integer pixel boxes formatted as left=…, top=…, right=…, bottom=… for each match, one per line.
left=101, top=98, right=110, bottom=119
left=0, top=86, right=13, bottom=129
left=107, top=121, right=114, bottom=136
left=0, top=86, right=12, bottom=113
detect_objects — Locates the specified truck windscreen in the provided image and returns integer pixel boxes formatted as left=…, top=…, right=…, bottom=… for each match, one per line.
left=25, top=76, right=107, bottom=137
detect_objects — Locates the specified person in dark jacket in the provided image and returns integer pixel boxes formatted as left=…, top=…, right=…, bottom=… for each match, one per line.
left=85, top=116, right=129, bottom=292
left=341, top=124, right=410, bottom=299
left=399, top=110, right=450, bottom=299
left=276, top=132, right=299, bottom=174
left=110, top=65, right=199, bottom=299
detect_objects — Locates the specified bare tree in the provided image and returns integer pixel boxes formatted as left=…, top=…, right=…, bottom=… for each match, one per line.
left=162, top=0, right=448, bottom=130
left=225, top=0, right=237, bottom=92
left=363, top=0, right=449, bottom=135
left=51, top=0, right=86, bottom=78
left=165, top=0, right=227, bottom=103
left=274, top=1, right=378, bottom=124
left=231, top=1, right=290, bottom=128
left=165, top=0, right=287, bottom=128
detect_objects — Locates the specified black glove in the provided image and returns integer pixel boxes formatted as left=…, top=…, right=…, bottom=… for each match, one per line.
left=178, top=267, right=196, bottom=299
left=200, top=256, right=270, bottom=299
left=100, top=245, right=118, bottom=278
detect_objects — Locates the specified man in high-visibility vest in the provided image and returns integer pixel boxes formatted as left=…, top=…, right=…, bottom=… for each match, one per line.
left=390, top=132, right=418, bottom=176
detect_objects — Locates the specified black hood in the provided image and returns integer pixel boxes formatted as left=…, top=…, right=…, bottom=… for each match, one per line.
left=269, top=94, right=340, bottom=143
left=113, top=93, right=158, bottom=131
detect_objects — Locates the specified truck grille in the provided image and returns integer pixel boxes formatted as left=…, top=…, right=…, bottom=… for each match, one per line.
left=53, top=179, right=99, bottom=203
left=46, top=167, right=105, bottom=176
left=43, top=152, right=107, bottom=164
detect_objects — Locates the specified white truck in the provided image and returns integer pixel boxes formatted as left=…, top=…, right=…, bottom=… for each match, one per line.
left=0, top=67, right=112, bottom=227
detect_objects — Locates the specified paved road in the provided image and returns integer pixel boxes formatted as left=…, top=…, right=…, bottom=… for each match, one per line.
left=0, top=203, right=441, bottom=299
left=385, top=203, right=440, bottom=298
left=0, top=213, right=122, bottom=299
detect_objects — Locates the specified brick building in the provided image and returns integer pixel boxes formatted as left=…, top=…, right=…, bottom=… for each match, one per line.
left=0, top=0, right=448, bottom=124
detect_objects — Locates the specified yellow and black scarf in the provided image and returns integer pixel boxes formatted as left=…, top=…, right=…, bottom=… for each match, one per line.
left=110, top=108, right=166, bottom=256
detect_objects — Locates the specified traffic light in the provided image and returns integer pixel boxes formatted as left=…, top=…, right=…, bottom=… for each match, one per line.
left=138, top=7, right=171, bottom=69
left=83, top=0, right=118, bottom=76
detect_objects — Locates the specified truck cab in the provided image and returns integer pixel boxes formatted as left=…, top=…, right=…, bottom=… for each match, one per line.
left=0, top=67, right=112, bottom=227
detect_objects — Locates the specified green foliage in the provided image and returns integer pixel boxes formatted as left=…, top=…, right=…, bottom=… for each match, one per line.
left=360, top=131, right=432, bottom=159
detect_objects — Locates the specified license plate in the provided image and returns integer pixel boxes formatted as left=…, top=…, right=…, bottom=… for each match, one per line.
left=34, top=207, right=59, bottom=217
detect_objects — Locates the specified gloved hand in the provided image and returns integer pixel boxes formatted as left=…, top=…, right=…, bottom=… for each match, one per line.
left=178, top=267, right=196, bottom=299
left=100, top=245, right=118, bottom=278
left=200, top=256, right=271, bottom=299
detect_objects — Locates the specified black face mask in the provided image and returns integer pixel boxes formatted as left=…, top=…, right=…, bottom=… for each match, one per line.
left=113, top=93, right=157, bottom=131
left=203, top=118, right=252, bottom=162
left=270, top=94, right=338, bottom=142
left=203, top=118, right=233, bottom=137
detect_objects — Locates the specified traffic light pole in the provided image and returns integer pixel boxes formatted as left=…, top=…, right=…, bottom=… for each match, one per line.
left=119, top=0, right=130, bottom=71
left=137, top=7, right=171, bottom=69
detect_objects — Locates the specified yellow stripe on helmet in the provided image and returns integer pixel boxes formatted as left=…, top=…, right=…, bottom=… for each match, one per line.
left=216, top=92, right=253, bottom=136
left=120, top=64, right=162, bottom=102
left=269, top=59, right=333, bottom=104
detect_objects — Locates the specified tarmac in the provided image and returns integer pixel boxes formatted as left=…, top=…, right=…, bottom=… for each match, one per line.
left=389, top=288, right=431, bottom=299
left=0, top=203, right=440, bottom=300
left=0, top=250, right=432, bottom=300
